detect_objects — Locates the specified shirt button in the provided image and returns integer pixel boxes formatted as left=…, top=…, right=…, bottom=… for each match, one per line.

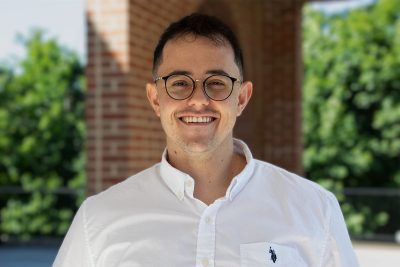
left=205, top=217, right=213, bottom=225
left=177, top=191, right=184, bottom=200
left=185, top=180, right=193, bottom=187
left=201, top=257, right=209, bottom=267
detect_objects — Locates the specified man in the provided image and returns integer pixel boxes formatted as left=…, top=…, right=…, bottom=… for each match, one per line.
left=54, top=13, right=359, bottom=267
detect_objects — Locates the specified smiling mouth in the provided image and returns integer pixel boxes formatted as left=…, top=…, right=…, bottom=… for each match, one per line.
left=179, top=116, right=216, bottom=124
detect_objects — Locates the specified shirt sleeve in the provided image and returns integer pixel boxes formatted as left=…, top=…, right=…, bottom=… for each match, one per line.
left=53, top=200, right=94, bottom=267
left=320, top=192, right=360, bottom=267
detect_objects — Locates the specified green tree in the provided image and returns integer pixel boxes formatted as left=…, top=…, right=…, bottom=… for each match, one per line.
left=303, top=0, right=400, bottom=236
left=0, top=30, right=85, bottom=239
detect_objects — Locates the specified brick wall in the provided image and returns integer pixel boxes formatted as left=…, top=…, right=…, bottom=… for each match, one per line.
left=259, top=0, right=304, bottom=173
left=86, top=0, right=305, bottom=195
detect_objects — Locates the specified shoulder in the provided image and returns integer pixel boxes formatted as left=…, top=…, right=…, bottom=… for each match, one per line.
left=84, top=163, right=163, bottom=214
left=251, top=159, right=338, bottom=211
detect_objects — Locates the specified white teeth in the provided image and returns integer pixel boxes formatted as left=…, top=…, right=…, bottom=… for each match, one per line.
left=182, top=117, right=213, bottom=123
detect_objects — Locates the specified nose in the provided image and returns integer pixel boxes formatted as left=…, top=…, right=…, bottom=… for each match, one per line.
left=187, top=80, right=210, bottom=106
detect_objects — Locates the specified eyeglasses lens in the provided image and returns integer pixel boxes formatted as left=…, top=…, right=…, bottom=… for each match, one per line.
left=165, top=75, right=193, bottom=100
left=204, top=75, right=232, bottom=101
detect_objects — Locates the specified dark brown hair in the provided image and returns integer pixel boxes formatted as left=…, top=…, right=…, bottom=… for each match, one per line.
left=152, top=13, right=244, bottom=78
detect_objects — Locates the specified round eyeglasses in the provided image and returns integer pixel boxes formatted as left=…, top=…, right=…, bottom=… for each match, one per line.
left=154, top=74, right=241, bottom=101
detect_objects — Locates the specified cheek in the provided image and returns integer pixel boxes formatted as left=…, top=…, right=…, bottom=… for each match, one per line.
left=158, top=95, right=173, bottom=115
left=228, top=98, right=241, bottom=117
left=158, top=103, right=176, bottom=124
left=220, top=103, right=239, bottom=126
left=159, top=111, right=173, bottom=135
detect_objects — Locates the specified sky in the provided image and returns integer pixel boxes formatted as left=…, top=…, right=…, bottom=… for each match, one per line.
left=0, top=0, right=376, bottom=62
left=310, top=0, right=375, bottom=14
left=0, top=0, right=85, bottom=62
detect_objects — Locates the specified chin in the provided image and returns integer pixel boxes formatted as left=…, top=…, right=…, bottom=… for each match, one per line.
left=179, top=138, right=217, bottom=153
left=183, top=140, right=213, bottom=152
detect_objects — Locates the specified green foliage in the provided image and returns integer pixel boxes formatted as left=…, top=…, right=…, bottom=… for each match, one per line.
left=0, top=30, right=85, bottom=239
left=303, top=0, right=400, bottom=235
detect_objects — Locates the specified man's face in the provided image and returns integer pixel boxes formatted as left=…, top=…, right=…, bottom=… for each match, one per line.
left=147, top=35, right=252, bottom=154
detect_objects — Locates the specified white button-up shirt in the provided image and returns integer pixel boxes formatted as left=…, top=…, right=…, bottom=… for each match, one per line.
left=53, top=139, right=359, bottom=267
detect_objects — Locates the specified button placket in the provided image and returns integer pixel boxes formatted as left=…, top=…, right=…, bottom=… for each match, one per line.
left=195, top=201, right=224, bottom=267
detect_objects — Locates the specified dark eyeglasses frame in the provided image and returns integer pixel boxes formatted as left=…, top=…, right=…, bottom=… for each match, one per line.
left=154, top=74, right=241, bottom=101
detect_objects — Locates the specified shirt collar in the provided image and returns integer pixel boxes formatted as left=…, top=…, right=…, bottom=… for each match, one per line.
left=159, top=138, right=255, bottom=202
left=160, top=149, right=189, bottom=201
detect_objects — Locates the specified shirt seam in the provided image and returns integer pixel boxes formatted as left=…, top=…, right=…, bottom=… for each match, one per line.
left=82, top=200, right=96, bottom=267
left=318, top=193, right=333, bottom=267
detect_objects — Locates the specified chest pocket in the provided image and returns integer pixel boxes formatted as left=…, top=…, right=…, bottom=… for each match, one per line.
left=240, top=242, right=307, bottom=267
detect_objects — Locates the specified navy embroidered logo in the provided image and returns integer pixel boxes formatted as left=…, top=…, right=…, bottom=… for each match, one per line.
left=269, top=246, right=277, bottom=263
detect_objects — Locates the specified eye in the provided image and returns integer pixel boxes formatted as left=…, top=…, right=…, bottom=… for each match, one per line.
left=208, top=80, right=225, bottom=86
left=171, top=80, right=190, bottom=87
left=206, top=79, right=227, bottom=89
left=167, top=75, right=193, bottom=89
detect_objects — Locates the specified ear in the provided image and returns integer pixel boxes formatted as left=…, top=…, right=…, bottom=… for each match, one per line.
left=236, top=81, right=253, bottom=116
left=146, top=82, right=161, bottom=117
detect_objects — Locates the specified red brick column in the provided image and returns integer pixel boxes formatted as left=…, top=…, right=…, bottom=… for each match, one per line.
left=86, top=0, right=305, bottom=195
left=258, top=0, right=304, bottom=174
left=235, top=0, right=304, bottom=174
left=86, top=0, right=130, bottom=194
left=86, top=0, right=200, bottom=195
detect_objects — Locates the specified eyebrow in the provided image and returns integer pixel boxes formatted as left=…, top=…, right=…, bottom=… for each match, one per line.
left=165, top=69, right=230, bottom=77
left=206, top=69, right=230, bottom=76
left=166, top=70, right=191, bottom=76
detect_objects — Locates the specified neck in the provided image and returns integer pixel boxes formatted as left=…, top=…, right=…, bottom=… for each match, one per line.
left=166, top=138, right=246, bottom=205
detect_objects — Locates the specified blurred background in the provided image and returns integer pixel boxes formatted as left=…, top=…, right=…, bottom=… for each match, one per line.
left=0, top=0, right=399, bottom=266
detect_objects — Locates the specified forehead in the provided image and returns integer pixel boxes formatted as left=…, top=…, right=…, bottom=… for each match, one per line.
left=158, top=35, right=238, bottom=76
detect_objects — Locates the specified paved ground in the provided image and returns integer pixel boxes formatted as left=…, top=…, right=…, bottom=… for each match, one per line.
left=353, top=241, right=400, bottom=267
left=0, top=245, right=57, bottom=267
